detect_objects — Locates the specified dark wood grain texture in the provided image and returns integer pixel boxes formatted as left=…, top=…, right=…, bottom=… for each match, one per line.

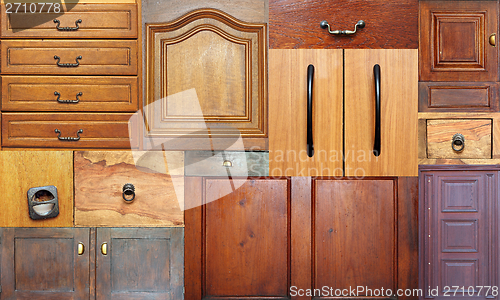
left=269, top=0, right=418, bottom=49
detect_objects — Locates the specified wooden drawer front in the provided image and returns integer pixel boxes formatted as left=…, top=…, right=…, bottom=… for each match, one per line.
left=419, top=82, right=499, bottom=112
left=2, top=76, right=139, bottom=112
left=1, top=40, right=137, bottom=75
left=74, top=151, right=184, bottom=226
left=427, top=119, right=492, bottom=159
left=1, top=113, right=138, bottom=149
left=269, top=0, right=418, bottom=49
left=1, top=4, right=137, bottom=38
left=185, top=151, right=269, bottom=176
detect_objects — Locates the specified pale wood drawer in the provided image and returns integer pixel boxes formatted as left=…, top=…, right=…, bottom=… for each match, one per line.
left=1, top=4, right=137, bottom=38
left=185, top=151, right=269, bottom=176
left=1, top=40, right=137, bottom=75
left=427, top=119, right=492, bottom=159
left=1, top=76, right=139, bottom=112
left=1, top=113, right=138, bottom=149
left=74, top=151, right=184, bottom=227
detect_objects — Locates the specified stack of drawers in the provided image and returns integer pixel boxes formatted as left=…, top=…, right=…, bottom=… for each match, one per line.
left=0, top=0, right=139, bottom=149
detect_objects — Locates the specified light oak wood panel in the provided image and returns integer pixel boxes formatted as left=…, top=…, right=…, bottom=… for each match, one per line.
left=1, top=4, right=137, bottom=38
left=427, top=119, right=491, bottom=159
left=74, top=151, right=184, bottom=227
left=0, top=151, right=73, bottom=227
left=269, top=49, right=343, bottom=177
left=344, top=49, right=418, bottom=177
left=1, top=40, right=137, bottom=75
left=1, top=76, right=138, bottom=112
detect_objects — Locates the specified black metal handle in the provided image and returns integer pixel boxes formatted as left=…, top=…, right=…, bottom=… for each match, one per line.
left=452, top=133, right=465, bottom=152
left=307, top=64, right=314, bottom=158
left=122, top=183, right=135, bottom=203
left=54, top=129, right=83, bottom=141
left=54, top=19, right=82, bottom=31
left=55, top=91, right=82, bottom=103
left=373, top=64, right=381, bottom=157
left=54, top=55, right=82, bottom=67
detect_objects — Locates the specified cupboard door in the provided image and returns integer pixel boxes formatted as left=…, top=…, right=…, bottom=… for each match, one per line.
left=419, top=1, right=498, bottom=82
left=344, top=49, right=418, bottom=177
left=0, top=228, right=91, bottom=299
left=269, top=49, right=343, bottom=176
left=96, top=228, right=183, bottom=300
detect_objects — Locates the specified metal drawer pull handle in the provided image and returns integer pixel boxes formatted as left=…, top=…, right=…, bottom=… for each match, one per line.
left=489, top=33, right=496, bottom=47
left=122, top=183, right=135, bottom=203
left=101, top=243, right=108, bottom=255
left=55, top=91, right=82, bottom=103
left=320, top=20, right=365, bottom=35
left=54, top=55, right=82, bottom=67
left=222, top=160, right=233, bottom=167
left=452, top=133, right=465, bottom=152
left=307, top=64, right=314, bottom=157
left=373, top=64, right=381, bottom=157
left=54, top=128, right=83, bottom=141
left=54, top=19, right=82, bottom=31
left=77, top=242, right=84, bottom=255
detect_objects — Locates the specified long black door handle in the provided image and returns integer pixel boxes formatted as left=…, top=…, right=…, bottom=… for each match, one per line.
left=373, top=64, right=381, bottom=157
left=307, top=64, right=314, bottom=157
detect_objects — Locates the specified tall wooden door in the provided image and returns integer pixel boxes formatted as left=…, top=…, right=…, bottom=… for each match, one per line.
left=344, top=49, right=418, bottom=177
left=0, top=228, right=91, bottom=299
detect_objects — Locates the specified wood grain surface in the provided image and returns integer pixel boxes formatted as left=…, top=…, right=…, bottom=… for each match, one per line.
left=74, top=151, right=184, bottom=227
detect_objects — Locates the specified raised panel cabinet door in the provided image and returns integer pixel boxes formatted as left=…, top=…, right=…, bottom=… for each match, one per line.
left=419, top=1, right=498, bottom=82
left=0, top=228, right=91, bottom=299
left=95, top=228, right=184, bottom=300
left=344, top=49, right=418, bottom=177
left=269, top=49, right=343, bottom=177
left=419, top=167, right=498, bottom=300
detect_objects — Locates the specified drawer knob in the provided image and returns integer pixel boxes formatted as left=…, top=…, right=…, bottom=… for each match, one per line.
left=452, top=133, right=465, bottom=152
left=54, top=55, right=82, bottom=67
left=320, top=20, right=365, bottom=35
left=54, top=19, right=82, bottom=31
left=55, top=91, right=82, bottom=104
left=122, top=183, right=136, bottom=203
left=222, top=160, right=233, bottom=167
left=77, top=242, right=84, bottom=255
left=489, top=33, right=496, bottom=47
left=101, top=243, right=108, bottom=255
left=54, top=128, right=83, bottom=141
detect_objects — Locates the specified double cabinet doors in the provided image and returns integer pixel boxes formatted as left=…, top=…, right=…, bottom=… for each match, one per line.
left=269, top=49, right=418, bottom=177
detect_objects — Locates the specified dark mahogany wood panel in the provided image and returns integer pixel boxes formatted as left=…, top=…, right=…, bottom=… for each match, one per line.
left=269, top=0, right=418, bottom=49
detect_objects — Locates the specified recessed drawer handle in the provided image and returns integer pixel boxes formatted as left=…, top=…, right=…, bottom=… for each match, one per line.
left=55, top=91, right=82, bottom=103
left=54, top=19, right=82, bottom=31
left=122, top=183, right=135, bottom=203
left=307, top=64, right=314, bottom=158
left=77, top=242, right=84, bottom=255
left=373, top=64, right=381, bottom=157
left=54, top=55, right=82, bottom=67
left=54, top=128, right=83, bottom=141
left=452, top=133, right=465, bottom=152
left=320, top=20, right=365, bottom=35
left=489, top=33, right=496, bottom=47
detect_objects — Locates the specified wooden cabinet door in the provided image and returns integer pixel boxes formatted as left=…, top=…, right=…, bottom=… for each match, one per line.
left=0, top=228, right=91, bottom=299
left=344, top=49, right=418, bottom=177
left=96, top=228, right=184, bottom=300
left=420, top=166, right=498, bottom=300
left=269, top=49, right=343, bottom=176
left=419, top=1, right=498, bottom=82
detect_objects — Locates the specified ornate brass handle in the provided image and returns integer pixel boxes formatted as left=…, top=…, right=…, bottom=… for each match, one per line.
left=101, top=243, right=108, bottom=255
left=320, top=20, right=365, bottom=35
left=54, top=19, right=82, bottom=31
left=77, top=242, right=85, bottom=255
left=489, top=33, right=496, bottom=47
left=122, top=183, right=135, bottom=203
left=54, top=129, right=83, bottom=141
left=452, top=133, right=465, bottom=152
left=55, top=91, right=82, bottom=103
left=54, top=55, right=82, bottom=67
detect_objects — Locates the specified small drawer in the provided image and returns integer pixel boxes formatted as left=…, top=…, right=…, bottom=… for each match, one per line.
left=426, top=119, right=492, bottom=159
left=74, top=151, right=184, bottom=227
left=185, top=151, right=269, bottom=176
left=1, top=4, right=137, bottom=38
left=1, top=40, right=137, bottom=75
left=1, top=76, right=139, bottom=112
left=1, top=113, right=139, bottom=149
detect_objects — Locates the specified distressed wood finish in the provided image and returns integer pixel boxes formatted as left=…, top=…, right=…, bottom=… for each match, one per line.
left=427, top=119, right=492, bottom=159
left=184, top=151, right=269, bottom=177
left=0, top=151, right=73, bottom=227
left=1, top=4, right=137, bottom=38
left=419, top=82, right=499, bottom=112
left=344, top=49, right=418, bottom=177
left=419, top=1, right=498, bottom=82
left=269, top=49, right=343, bottom=177
left=2, top=113, right=138, bottom=149
left=0, top=228, right=91, bottom=299
left=1, top=76, right=139, bottom=112
left=1, top=40, right=138, bottom=75
left=74, top=151, right=184, bottom=227
left=269, top=0, right=418, bottom=49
